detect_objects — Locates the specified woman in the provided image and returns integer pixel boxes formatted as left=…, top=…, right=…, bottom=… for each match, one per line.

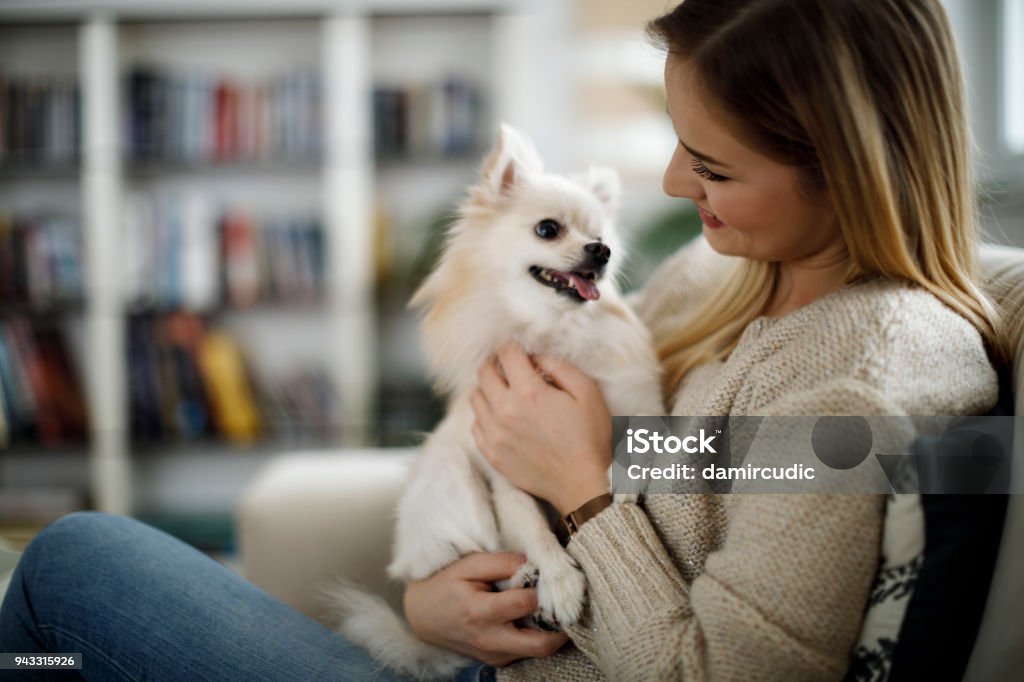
left=410, top=0, right=1006, bottom=680
left=0, top=1, right=1006, bottom=680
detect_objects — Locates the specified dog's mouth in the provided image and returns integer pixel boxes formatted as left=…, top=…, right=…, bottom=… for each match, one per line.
left=528, top=265, right=602, bottom=303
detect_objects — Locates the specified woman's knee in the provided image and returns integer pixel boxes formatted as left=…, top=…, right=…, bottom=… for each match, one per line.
left=32, top=510, right=131, bottom=546
left=20, top=511, right=142, bottom=577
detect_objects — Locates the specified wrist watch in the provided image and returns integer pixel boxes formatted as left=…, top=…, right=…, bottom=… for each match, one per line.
left=559, top=492, right=614, bottom=545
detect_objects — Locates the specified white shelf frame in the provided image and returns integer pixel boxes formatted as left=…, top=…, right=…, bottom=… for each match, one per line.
left=1, top=0, right=569, bottom=517
left=80, top=15, right=130, bottom=515
left=323, top=13, right=376, bottom=446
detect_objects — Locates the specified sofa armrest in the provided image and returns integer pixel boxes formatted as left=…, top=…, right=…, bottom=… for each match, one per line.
left=235, top=449, right=415, bottom=626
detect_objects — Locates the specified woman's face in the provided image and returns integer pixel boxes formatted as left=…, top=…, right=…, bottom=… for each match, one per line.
left=662, top=56, right=845, bottom=265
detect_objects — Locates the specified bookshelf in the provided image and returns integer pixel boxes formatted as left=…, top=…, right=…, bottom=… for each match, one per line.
left=0, top=0, right=569, bottom=538
left=0, top=20, right=90, bottom=526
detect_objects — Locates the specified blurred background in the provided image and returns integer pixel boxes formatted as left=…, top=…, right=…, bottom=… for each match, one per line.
left=0, top=0, right=1021, bottom=558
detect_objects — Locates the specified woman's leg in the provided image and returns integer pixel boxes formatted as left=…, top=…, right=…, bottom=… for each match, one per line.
left=0, top=511, right=488, bottom=681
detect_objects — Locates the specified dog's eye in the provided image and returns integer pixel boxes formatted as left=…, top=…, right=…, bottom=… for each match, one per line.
left=534, top=219, right=561, bottom=240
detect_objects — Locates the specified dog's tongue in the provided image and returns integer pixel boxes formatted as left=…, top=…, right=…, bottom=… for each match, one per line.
left=570, top=273, right=600, bottom=301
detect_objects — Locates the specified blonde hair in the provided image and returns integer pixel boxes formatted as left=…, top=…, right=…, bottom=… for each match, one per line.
left=648, top=0, right=1009, bottom=397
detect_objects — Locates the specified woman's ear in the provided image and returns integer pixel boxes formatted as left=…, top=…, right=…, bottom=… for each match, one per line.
left=580, top=165, right=621, bottom=215
left=477, top=123, right=545, bottom=202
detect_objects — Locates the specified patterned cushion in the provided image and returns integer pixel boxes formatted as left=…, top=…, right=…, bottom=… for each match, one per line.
left=845, top=379, right=1012, bottom=682
left=845, top=494, right=925, bottom=682
left=886, top=493, right=1009, bottom=680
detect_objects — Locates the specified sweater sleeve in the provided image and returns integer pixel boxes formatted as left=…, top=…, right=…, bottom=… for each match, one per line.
left=558, top=379, right=903, bottom=681
left=565, top=496, right=883, bottom=681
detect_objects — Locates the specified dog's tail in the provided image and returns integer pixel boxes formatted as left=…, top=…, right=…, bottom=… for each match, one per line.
left=320, top=579, right=472, bottom=681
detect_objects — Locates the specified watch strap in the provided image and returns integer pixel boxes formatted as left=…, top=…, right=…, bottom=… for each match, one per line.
left=561, top=492, right=614, bottom=542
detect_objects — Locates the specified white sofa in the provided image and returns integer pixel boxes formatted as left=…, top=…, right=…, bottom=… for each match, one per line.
left=237, top=245, right=1024, bottom=681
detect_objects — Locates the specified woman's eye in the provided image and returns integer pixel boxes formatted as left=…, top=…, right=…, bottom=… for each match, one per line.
left=534, top=219, right=562, bottom=239
left=690, top=159, right=729, bottom=183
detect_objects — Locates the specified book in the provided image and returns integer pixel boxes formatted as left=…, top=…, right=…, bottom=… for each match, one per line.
left=0, top=373, right=7, bottom=448
left=124, top=65, right=321, bottom=166
left=164, top=312, right=210, bottom=440
left=179, top=192, right=218, bottom=310
left=0, top=213, right=13, bottom=301
left=31, top=324, right=88, bottom=442
left=220, top=209, right=261, bottom=308
left=372, top=76, right=484, bottom=160
left=128, top=67, right=164, bottom=162
left=0, top=319, right=87, bottom=446
left=8, top=317, right=61, bottom=445
left=0, top=211, right=83, bottom=308
left=0, top=327, right=31, bottom=441
left=2, top=74, right=86, bottom=166
left=152, top=315, right=181, bottom=439
left=123, top=195, right=323, bottom=310
left=127, top=316, right=164, bottom=441
left=123, top=194, right=154, bottom=307
left=196, top=330, right=261, bottom=444
left=0, top=68, right=6, bottom=162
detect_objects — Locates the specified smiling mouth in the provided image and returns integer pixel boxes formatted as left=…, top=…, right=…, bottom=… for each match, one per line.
left=529, top=266, right=602, bottom=303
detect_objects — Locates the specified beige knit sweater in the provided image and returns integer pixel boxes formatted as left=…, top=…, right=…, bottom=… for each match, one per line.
left=498, top=237, right=998, bottom=682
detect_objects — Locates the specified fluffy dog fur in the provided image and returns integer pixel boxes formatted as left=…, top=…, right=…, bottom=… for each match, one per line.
left=324, top=125, right=663, bottom=680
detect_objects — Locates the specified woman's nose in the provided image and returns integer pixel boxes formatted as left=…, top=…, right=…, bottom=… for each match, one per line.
left=663, top=144, right=704, bottom=200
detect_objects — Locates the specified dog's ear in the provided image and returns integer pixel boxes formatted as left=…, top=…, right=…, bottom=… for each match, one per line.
left=478, top=123, right=544, bottom=201
left=578, top=165, right=621, bottom=214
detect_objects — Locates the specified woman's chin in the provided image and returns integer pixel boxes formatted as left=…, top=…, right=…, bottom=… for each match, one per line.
left=702, top=230, right=772, bottom=263
left=702, top=226, right=743, bottom=256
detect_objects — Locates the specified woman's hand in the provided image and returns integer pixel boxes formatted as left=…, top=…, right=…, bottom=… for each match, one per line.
left=470, top=341, right=613, bottom=515
left=403, top=552, right=569, bottom=667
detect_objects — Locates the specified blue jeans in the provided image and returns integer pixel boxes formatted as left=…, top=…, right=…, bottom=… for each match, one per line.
left=0, top=511, right=494, bottom=681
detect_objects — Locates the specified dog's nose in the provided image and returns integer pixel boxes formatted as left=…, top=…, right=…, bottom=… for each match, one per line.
left=584, top=241, right=610, bottom=264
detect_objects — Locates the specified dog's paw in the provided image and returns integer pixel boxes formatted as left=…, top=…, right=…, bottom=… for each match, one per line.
left=494, top=561, right=539, bottom=592
left=493, top=558, right=584, bottom=631
left=535, top=554, right=586, bottom=628
left=531, top=611, right=562, bottom=632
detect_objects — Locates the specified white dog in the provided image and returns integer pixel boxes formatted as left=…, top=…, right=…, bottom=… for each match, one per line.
left=325, top=124, right=663, bottom=680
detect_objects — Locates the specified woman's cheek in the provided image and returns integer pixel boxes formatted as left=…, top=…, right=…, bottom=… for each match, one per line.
left=716, top=187, right=772, bottom=235
left=707, top=188, right=743, bottom=230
